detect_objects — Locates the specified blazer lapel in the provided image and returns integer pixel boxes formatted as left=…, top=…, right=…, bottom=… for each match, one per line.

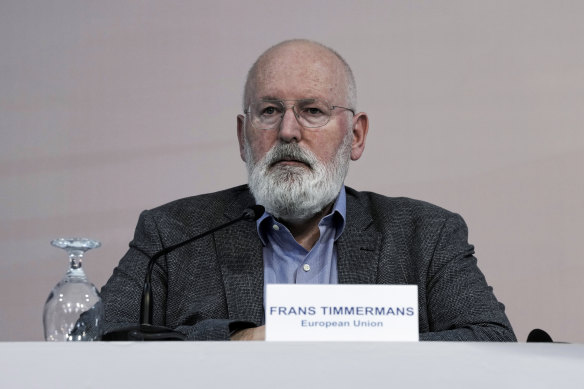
left=336, top=191, right=382, bottom=284
left=215, top=191, right=265, bottom=325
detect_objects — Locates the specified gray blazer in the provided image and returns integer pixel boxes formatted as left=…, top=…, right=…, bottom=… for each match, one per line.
left=100, top=185, right=516, bottom=341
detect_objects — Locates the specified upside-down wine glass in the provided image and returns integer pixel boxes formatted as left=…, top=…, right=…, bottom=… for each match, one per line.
left=43, top=238, right=103, bottom=341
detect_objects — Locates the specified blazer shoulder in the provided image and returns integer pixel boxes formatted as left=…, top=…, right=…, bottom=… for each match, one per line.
left=345, top=186, right=460, bottom=228
left=143, top=184, right=253, bottom=224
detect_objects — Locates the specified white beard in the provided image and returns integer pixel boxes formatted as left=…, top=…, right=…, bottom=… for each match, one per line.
left=245, top=129, right=353, bottom=223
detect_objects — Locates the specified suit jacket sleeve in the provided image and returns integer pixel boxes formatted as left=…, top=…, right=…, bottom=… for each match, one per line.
left=418, top=213, right=515, bottom=341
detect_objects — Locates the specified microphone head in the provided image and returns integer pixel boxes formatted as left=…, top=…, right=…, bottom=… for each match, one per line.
left=527, top=328, right=553, bottom=343
left=242, top=205, right=265, bottom=221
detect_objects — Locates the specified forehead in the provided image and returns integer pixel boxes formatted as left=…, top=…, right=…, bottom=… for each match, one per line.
left=251, top=44, right=346, bottom=102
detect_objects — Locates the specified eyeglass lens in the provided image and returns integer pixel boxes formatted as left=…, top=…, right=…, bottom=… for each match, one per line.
left=250, top=99, right=332, bottom=129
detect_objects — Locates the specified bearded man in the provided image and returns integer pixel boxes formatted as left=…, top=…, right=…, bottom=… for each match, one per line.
left=100, top=40, right=516, bottom=341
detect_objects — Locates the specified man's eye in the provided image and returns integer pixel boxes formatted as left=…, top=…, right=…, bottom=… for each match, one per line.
left=305, top=107, right=323, bottom=115
left=261, top=106, right=279, bottom=115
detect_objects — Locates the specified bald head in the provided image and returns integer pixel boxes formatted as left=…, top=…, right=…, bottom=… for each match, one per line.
left=243, top=40, right=357, bottom=111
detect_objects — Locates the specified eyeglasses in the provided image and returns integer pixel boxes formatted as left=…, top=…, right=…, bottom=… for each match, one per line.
left=244, top=99, right=355, bottom=130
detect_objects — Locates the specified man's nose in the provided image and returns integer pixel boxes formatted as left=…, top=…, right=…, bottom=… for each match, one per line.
left=278, top=107, right=302, bottom=143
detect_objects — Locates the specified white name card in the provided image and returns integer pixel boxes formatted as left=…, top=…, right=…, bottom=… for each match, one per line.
left=265, top=284, right=419, bottom=342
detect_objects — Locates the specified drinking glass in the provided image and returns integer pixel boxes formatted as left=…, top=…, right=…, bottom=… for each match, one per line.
left=43, top=238, right=103, bottom=341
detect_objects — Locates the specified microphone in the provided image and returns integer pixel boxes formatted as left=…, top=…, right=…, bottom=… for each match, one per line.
left=102, top=204, right=265, bottom=341
left=526, top=328, right=553, bottom=343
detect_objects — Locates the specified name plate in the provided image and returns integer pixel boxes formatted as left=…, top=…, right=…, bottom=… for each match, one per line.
left=265, top=284, right=419, bottom=341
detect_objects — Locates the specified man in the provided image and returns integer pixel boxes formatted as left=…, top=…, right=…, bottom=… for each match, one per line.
left=100, top=40, right=516, bottom=341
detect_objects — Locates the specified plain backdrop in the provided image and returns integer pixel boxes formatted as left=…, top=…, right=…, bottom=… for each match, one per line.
left=1, top=0, right=583, bottom=342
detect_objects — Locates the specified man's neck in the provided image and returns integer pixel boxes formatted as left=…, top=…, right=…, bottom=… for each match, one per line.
left=278, top=203, right=333, bottom=251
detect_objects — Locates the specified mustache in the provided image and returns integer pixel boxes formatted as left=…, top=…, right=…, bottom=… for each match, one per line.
left=265, top=143, right=316, bottom=168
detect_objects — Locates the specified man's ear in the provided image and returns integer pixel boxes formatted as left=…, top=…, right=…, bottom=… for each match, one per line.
left=237, top=114, right=246, bottom=162
left=350, top=112, right=369, bottom=161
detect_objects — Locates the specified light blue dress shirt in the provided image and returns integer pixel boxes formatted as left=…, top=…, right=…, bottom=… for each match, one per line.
left=257, top=187, right=347, bottom=299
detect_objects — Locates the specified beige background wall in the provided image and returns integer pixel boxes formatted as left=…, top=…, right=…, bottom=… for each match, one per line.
left=1, top=0, right=583, bottom=342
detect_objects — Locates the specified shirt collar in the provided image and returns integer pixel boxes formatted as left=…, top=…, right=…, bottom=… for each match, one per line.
left=256, top=185, right=347, bottom=246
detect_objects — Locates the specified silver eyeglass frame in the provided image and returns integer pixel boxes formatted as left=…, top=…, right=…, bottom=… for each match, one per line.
left=244, top=99, right=355, bottom=130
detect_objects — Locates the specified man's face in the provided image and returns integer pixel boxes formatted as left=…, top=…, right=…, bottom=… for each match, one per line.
left=237, top=43, right=368, bottom=221
left=240, top=44, right=354, bottom=171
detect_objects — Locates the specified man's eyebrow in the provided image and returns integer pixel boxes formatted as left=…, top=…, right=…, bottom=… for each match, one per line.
left=259, top=96, right=281, bottom=101
left=259, top=96, right=318, bottom=102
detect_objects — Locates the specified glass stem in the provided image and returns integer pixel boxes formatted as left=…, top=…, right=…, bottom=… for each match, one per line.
left=67, top=250, right=87, bottom=278
left=69, top=251, right=83, bottom=269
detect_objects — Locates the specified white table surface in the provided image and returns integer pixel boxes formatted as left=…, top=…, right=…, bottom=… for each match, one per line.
left=1, top=342, right=582, bottom=388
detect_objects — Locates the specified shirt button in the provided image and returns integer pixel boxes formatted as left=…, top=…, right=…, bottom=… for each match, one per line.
left=272, top=224, right=280, bottom=231
left=303, top=264, right=311, bottom=272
